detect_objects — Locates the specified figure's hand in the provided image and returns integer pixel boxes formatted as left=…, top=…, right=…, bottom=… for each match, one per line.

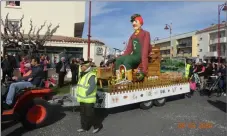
left=28, top=78, right=33, bottom=81
left=12, top=76, right=18, bottom=80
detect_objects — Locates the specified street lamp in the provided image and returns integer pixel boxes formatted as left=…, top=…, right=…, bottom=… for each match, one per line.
left=153, top=37, right=159, bottom=46
left=217, top=2, right=227, bottom=64
left=164, top=23, right=173, bottom=57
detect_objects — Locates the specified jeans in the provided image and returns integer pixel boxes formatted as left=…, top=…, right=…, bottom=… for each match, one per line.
left=6, top=81, right=33, bottom=105
left=200, top=76, right=204, bottom=89
left=219, top=79, right=226, bottom=90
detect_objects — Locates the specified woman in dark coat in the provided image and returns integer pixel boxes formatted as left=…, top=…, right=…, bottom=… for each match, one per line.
left=70, top=58, right=79, bottom=85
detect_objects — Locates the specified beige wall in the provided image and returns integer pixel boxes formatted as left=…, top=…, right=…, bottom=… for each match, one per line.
left=1, top=1, right=86, bottom=37
left=192, top=35, right=198, bottom=57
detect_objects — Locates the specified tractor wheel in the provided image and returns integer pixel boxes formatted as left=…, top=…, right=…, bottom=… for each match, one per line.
left=140, top=100, right=153, bottom=110
left=20, top=98, right=52, bottom=129
left=154, top=98, right=166, bottom=107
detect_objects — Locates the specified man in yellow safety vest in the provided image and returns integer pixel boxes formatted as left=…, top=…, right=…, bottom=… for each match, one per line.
left=185, top=59, right=192, bottom=79
left=76, top=61, right=103, bottom=134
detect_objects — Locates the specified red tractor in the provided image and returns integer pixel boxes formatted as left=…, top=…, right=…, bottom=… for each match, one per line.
left=1, top=81, right=56, bottom=129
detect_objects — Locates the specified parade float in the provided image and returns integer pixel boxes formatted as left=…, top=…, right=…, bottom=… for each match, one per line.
left=93, top=46, right=189, bottom=109
left=51, top=14, right=190, bottom=110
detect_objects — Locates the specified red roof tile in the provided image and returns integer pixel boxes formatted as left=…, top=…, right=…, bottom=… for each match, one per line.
left=8, top=34, right=105, bottom=45
left=47, top=35, right=105, bottom=45
left=196, top=23, right=226, bottom=34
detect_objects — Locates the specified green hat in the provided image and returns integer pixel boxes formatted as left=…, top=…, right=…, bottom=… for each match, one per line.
left=130, top=14, right=141, bottom=22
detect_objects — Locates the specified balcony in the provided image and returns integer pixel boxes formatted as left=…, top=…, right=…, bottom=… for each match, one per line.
left=177, top=44, right=192, bottom=49
left=205, top=51, right=218, bottom=57
left=161, top=54, right=171, bottom=58
left=210, top=37, right=227, bottom=45
left=160, top=46, right=171, bottom=51
left=177, top=53, right=192, bottom=57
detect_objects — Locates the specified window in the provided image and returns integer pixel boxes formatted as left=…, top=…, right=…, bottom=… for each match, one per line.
left=6, top=1, right=20, bottom=7
left=199, top=49, right=202, bottom=52
left=210, top=45, right=216, bottom=52
left=7, top=20, right=20, bottom=31
left=200, top=37, right=202, bottom=40
left=197, top=44, right=199, bottom=46
left=220, top=31, right=225, bottom=38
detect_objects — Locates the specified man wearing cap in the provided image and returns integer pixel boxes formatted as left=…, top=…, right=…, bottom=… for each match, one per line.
left=115, top=14, right=151, bottom=81
left=76, top=61, right=103, bottom=133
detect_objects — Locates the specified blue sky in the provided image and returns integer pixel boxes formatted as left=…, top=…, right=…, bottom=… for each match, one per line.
left=82, top=1, right=226, bottom=50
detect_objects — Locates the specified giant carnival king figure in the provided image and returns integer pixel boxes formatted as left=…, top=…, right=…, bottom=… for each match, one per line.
left=115, top=14, right=151, bottom=82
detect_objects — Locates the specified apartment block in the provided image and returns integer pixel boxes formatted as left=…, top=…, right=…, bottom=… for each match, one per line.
left=151, top=31, right=197, bottom=58
left=196, top=22, right=227, bottom=60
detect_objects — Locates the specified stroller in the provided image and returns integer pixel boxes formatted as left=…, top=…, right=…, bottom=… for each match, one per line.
left=189, top=73, right=201, bottom=91
left=205, top=75, right=226, bottom=97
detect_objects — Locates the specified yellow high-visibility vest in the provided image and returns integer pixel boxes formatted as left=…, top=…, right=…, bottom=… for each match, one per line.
left=75, top=71, right=97, bottom=103
left=185, top=64, right=191, bottom=78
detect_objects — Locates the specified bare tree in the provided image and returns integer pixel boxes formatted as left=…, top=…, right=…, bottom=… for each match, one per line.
left=1, top=13, right=60, bottom=58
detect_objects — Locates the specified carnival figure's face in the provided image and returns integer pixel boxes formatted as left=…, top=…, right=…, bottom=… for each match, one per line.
left=132, top=19, right=141, bottom=30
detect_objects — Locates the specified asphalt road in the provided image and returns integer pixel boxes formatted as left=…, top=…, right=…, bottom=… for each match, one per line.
left=2, top=92, right=227, bottom=136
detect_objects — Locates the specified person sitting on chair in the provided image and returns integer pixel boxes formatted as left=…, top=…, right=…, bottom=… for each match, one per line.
left=3, top=57, right=44, bottom=109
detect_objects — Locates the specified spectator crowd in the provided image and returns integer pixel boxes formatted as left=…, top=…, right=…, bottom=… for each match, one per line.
left=186, top=59, right=226, bottom=97
left=1, top=53, right=99, bottom=88
left=1, top=52, right=226, bottom=97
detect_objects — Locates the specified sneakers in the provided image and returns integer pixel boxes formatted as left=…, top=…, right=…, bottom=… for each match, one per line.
left=92, top=125, right=103, bottom=134
left=77, top=124, right=103, bottom=134
left=77, top=128, right=86, bottom=132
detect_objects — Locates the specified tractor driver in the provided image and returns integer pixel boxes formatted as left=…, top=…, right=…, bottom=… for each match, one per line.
left=3, top=57, right=44, bottom=109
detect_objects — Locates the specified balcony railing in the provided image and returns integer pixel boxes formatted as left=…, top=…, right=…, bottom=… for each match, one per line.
left=210, top=37, right=227, bottom=45
left=177, top=53, right=192, bottom=57
left=161, top=54, right=171, bottom=57
left=177, top=44, right=192, bottom=48
left=205, top=51, right=218, bottom=57
left=160, top=46, right=171, bottom=51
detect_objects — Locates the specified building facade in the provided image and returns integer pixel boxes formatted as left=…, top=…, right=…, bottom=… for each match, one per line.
left=152, top=31, right=197, bottom=58
left=1, top=1, right=86, bottom=37
left=1, top=1, right=107, bottom=66
left=196, top=23, right=227, bottom=60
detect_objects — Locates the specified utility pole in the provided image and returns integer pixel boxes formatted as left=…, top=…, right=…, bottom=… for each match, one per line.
left=87, top=1, right=91, bottom=59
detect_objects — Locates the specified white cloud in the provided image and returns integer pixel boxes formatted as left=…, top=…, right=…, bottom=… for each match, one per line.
left=85, top=2, right=226, bottom=50
left=85, top=1, right=121, bottom=17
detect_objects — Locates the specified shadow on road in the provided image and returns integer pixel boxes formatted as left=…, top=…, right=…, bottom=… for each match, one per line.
left=166, top=94, right=185, bottom=102
left=1, top=120, right=19, bottom=131
left=2, top=104, right=66, bottom=136
left=207, top=100, right=226, bottom=113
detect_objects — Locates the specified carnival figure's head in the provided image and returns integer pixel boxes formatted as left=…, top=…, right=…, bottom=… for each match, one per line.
left=130, top=14, right=143, bottom=30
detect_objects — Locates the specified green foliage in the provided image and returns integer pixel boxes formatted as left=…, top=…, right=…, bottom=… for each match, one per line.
left=161, top=58, right=185, bottom=72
